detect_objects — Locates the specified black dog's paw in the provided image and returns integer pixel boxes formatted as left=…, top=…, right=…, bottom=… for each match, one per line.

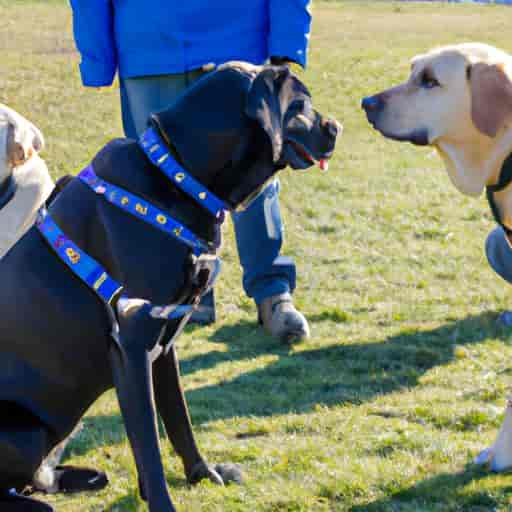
left=214, top=463, right=244, bottom=485
left=55, top=466, right=109, bottom=494
left=188, top=461, right=223, bottom=486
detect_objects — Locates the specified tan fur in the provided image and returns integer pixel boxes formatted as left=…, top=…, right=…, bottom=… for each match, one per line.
left=0, top=104, right=54, bottom=258
left=370, top=43, right=512, bottom=200
left=470, top=62, right=512, bottom=138
left=368, top=43, right=512, bottom=472
left=2, top=104, right=44, bottom=169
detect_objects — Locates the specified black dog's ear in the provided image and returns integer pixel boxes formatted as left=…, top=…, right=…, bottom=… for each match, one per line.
left=245, top=66, right=292, bottom=163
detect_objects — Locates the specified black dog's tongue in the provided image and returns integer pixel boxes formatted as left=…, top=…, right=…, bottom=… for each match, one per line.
left=319, top=159, right=328, bottom=171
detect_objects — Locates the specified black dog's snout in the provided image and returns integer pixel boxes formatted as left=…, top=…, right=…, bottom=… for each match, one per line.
left=361, top=95, right=384, bottom=113
left=322, top=118, right=341, bottom=139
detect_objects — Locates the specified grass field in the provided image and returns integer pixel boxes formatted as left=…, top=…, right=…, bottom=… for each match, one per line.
left=2, top=1, right=512, bottom=510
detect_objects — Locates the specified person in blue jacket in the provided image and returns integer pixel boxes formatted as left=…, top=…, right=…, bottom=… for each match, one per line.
left=69, top=0, right=312, bottom=343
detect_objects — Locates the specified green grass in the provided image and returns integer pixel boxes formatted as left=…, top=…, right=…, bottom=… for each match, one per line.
left=3, top=1, right=512, bottom=510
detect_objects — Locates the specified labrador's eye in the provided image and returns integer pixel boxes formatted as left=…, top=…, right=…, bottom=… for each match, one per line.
left=420, top=72, right=440, bottom=89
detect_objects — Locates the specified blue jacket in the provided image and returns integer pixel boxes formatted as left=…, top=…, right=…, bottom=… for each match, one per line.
left=69, top=1, right=311, bottom=87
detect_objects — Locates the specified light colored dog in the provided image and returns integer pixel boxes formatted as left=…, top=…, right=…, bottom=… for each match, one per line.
left=362, top=43, right=512, bottom=472
left=0, top=104, right=53, bottom=258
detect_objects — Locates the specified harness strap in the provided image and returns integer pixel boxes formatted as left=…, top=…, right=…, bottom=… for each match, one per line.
left=36, top=132, right=226, bottom=331
left=36, top=210, right=202, bottom=321
left=78, top=165, right=211, bottom=256
left=486, top=153, right=512, bottom=235
left=139, top=127, right=228, bottom=220
left=37, top=209, right=123, bottom=305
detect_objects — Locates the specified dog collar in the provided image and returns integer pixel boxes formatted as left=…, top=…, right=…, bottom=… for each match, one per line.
left=139, top=127, right=228, bottom=220
left=486, top=152, right=512, bottom=235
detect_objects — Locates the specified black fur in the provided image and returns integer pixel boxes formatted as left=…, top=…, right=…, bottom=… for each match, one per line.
left=0, top=65, right=338, bottom=511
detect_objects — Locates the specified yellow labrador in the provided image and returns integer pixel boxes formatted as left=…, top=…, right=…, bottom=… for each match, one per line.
left=0, top=104, right=53, bottom=258
left=362, top=43, right=512, bottom=472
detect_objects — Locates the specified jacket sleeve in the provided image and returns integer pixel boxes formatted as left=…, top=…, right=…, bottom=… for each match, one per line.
left=268, top=0, right=311, bottom=69
left=69, top=0, right=117, bottom=87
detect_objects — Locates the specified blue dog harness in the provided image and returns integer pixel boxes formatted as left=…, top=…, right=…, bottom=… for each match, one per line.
left=78, top=165, right=211, bottom=256
left=36, top=127, right=225, bottom=325
left=37, top=209, right=124, bottom=305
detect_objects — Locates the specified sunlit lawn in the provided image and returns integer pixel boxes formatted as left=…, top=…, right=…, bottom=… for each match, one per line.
left=2, top=1, right=512, bottom=510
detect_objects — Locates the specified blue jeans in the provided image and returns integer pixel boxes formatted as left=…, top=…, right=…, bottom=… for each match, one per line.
left=486, top=226, right=512, bottom=284
left=119, top=72, right=296, bottom=304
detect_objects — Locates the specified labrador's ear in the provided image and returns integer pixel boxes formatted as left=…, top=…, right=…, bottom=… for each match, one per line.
left=3, top=105, right=44, bottom=167
left=245, top=66, right=292, bottom=163
left=470, top=62, right=512, bottom=138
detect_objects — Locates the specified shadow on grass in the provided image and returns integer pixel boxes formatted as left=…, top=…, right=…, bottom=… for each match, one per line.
left=183, top=310, right=510, bottom=424
left=68, top=311, right=509, bottom=455
left=65, top=414, right=126, bottom=458
left=350, top=464, right=511, bottom=511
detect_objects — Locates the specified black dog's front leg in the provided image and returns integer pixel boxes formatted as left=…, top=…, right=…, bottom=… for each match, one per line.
left=109, top=299, right=175, bottom=511
left=153, top=346, right=243, bottom=486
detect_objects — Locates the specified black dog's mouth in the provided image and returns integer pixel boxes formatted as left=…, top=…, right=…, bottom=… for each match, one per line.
left=285, top=138, right=332, bottom=170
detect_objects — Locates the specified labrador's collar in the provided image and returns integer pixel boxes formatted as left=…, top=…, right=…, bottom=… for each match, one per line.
left=486, top=152, right=512, bottom=236
left=139, top=128, right=228, bottom=221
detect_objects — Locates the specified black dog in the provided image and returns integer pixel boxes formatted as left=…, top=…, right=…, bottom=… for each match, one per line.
left=0, top=63, right=339, bottom=512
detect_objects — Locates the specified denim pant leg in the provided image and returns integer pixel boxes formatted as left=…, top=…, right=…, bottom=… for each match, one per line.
left=119, top=71, right=204, bottom=138
left=486, top=226, right=512, bottom=284
left=232, top=179, right=296, bottom=305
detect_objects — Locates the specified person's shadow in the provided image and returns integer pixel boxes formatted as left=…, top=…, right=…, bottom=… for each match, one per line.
left=65, top=310, right=512, bottom=511
left=182, top=311, right=510, bottom=424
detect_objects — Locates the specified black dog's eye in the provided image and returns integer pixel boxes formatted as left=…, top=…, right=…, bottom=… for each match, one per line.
left=289, top=99, right=308, bottom=112
left=420, top=71, right=440, bottom=89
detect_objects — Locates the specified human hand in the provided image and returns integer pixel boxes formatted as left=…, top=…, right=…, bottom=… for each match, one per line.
left=269, top=56, right=302, bottom=73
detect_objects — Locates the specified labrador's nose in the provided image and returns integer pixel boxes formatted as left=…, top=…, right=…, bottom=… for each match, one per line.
left=361, top=95, right=385, bottom=113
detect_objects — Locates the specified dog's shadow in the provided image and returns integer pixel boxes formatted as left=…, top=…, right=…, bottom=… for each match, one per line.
left=67, top=309, right=510, bottom=461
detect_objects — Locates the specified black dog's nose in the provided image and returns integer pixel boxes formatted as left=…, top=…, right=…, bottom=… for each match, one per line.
left=361, top=95, right=384, bottom=113
left=322, top=118, right=342, bottom=138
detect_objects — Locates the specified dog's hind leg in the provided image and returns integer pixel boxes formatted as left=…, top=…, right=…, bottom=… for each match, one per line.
left=110, top=298, right=176, bottom=512
left=0, top=402, right=55, bottom=511
left=33, top=423, right=108, bottom=495
left=153, top=346, right=243, bottom=485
